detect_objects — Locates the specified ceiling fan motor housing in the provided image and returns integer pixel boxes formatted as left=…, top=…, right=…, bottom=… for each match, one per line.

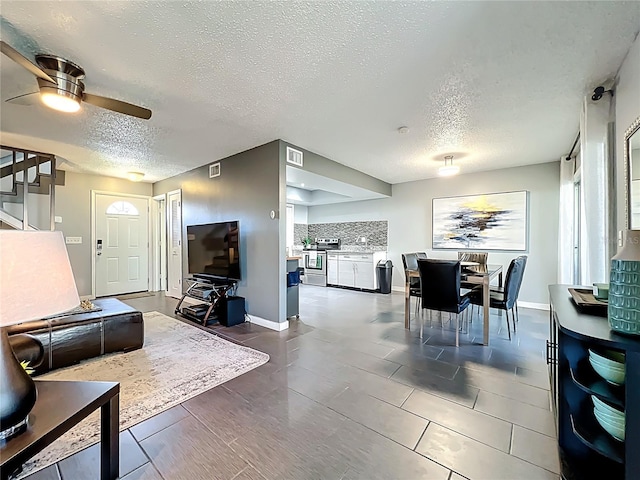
left=35, top=54, right=85, bottom=103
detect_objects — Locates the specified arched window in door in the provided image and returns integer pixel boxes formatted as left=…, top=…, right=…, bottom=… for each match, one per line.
left=106, top=201, right=139, bottom=216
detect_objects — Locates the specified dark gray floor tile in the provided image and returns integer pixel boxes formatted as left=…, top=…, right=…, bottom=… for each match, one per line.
left=221, top=363, right=287, bottom=402
left=292, top=352, right=414, bottom=406
left=333, top=347, right=402, bottom=377
left=474, top=390, right=556, bottom=437
left=182, top=384, right=259, bottom=444
left=121, top=463, right=164, bottom=480
left=458, top=366, right=551, bottom=409
left=347, top=368, right=415, bottom=406
left=250, top=387, right=347, bottom=436
left=416, top=423, right=557, bottom=480
left=383, top=351, right=459, bottom=379
left=58, top=431, right=147, bottom=480
left=129, top=405, right=192, bottom=442
left=327, top=387, right=429, bottom=449
left=402, top=389, right=512, bottom=452
left=228, top=394, right=348, bottom=480
left=384, top=343, right=446, bottom=364
left=336, top=336, right=396, bottom=359
left=515, top=366, right=551, bottom=389
left=140, top=415, right=248, bottom=480
left=511, top=425, right=560, bottom=474
left=231, top=466, right=267, bottom=480
left=284, top=364, right=349, bottom=403
left=323, top=418, right=450, bottom=480
left=391, top=365, right=479, bottom=408
left=22, top=465, right=60, bottom=480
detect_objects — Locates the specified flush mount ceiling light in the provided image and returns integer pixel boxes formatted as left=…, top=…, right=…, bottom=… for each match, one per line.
left=40, top=91, right=81, bottom=112
left=127, top=171, right=145, bottom=182
left=397, top=126, right=409, bottom=134
left=438, top=155, right=460, bottom=177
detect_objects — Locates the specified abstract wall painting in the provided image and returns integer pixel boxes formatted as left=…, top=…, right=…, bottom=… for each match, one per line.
left=432, top=191, right=528, bottom=251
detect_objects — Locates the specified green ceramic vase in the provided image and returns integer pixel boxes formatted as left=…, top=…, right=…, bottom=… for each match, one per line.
left=609, top=230, right=640, bottom=335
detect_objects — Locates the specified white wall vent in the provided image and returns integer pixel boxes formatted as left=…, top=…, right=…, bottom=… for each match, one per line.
left=209, top=162, right=221, bottom=178
left=286, top=147, right=303, bottom=167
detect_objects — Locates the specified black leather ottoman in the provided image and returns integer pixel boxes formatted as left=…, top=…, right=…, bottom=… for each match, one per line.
left=8, top=298, right=144, bottom=375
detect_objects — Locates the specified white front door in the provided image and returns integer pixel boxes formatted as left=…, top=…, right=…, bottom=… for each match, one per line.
left=95, top=193, right=150, bottom=297
left=167, top=190, right=182, bottom=298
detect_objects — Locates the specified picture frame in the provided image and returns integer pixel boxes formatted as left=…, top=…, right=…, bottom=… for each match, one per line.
left=432, top=190, right=529, bottom=251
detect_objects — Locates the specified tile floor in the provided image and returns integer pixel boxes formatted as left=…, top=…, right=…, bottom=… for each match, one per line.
left=24, top=285, right=560, bottom=480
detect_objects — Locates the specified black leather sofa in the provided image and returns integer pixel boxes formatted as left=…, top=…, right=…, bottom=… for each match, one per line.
left=7, top=298, right=144, bottom=375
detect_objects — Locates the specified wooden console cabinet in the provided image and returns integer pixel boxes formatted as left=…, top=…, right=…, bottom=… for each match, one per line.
left=548, top=284, right=640, bottom=479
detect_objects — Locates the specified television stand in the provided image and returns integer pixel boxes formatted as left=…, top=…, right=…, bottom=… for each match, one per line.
left=175, top=277, right=237, bottom=325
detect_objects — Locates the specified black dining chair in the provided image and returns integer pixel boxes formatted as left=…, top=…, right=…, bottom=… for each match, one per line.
left=402, top=253, right=421, bottom=315
left=469, top=255, right=527, bottom=339
left=490, top=255, right=528, bottom=324
left=458, top=251, right=488, bottom=291
left=417, top=259, right=473, bottom=347
left=458, top=251, right=488, bottom=264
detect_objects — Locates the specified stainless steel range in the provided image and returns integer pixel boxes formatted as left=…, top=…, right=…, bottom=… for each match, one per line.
left=303, top=238, right=340, bottom=286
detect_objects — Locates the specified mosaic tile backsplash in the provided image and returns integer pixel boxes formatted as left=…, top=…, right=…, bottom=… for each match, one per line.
left=294, top=221, right=388, bottom=249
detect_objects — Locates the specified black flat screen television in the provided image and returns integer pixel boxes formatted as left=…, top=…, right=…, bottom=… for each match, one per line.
left=186, top=221, right=241, bottom=280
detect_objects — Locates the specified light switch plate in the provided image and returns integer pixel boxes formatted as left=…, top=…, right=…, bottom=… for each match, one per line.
left=619, top=230, right=624, bottom=247
left=65, top=236, right=82, bottom=244
left=54, top=216, right=62, bottom=223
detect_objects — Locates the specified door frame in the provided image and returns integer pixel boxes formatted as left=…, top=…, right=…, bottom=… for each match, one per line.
left=166, top=189, right=183, bottom=299
left=151, top=193, right=167, bottom=292
left=90, top=190, right=152, bottom=299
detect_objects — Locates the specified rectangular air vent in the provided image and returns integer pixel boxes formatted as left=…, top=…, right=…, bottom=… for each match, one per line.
left=286, top=147, right=303, bottom=167
left=209, top=162, right=220, bottom=178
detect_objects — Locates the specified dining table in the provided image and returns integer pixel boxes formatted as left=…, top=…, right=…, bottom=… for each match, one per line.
left=404, top=263, right=503, bottom=346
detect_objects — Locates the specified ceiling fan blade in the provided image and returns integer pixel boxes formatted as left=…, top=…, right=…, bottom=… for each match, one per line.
left=0, top=41, right=57, bottom=84
left=82, top=93, right=152, bottom=120
left=5, top=92, right=39, bottom=106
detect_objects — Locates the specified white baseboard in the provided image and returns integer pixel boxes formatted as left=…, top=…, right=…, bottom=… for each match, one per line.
left=247, top=314, right=289, bottom=331
left=518, top=301, right=550, bottom=311
left=391, top=286, right=405, bottom=293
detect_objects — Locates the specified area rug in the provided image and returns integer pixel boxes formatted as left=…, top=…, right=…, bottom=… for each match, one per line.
left=18, top=311, right=270, bottom=478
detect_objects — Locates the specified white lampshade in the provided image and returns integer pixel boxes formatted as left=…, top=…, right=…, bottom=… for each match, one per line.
left=0, top=231, right=80, bottom=326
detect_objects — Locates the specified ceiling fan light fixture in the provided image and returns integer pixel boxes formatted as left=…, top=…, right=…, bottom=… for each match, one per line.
left=127, top=172, right=145, bottom=182
left=438, top=155, right=460, bottom=177
left=40, top=92, right=81, bottom=113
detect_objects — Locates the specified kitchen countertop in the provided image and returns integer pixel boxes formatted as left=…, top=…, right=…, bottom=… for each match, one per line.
left=286, top=256, right=302, bottom=260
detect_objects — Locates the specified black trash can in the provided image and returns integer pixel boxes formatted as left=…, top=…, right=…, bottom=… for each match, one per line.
left=376, top=260, right=393, bottom=294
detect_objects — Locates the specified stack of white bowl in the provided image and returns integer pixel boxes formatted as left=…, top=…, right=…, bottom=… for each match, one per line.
left=588, top=349, right=625, bottom=386
left=592, top=396, right=625, bottom=441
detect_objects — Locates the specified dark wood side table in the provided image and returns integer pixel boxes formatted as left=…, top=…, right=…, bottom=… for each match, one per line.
left=0, top=380, right=119, bottom=480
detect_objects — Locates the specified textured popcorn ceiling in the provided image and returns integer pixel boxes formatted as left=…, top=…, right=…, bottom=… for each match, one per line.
left=0, top=1, right=638, bottom=184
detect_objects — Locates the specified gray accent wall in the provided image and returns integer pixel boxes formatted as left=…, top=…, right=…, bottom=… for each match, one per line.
left=55, top=171, right=153, bottom=297
left=308, top=162, right=560, bottom=305
left=154, top=141, right=286, bottom=324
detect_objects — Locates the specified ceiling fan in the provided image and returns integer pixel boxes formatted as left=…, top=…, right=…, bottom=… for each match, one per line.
left=1, top=41, right=152, bottom=120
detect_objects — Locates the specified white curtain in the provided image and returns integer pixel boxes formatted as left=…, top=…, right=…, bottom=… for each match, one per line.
left=579, top=95, right=613, bottom=285
left=558, top=156, right=575, bottom=284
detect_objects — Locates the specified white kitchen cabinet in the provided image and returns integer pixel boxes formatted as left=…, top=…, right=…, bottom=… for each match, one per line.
left=338, top=256, right=355, bottom=287
left=334, top=252, right=386, bottom=290
left=327, top=254, right=339, bottom=285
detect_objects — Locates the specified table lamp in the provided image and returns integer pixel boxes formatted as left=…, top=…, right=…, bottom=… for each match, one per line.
left=0, top=230, right=80, bottom=440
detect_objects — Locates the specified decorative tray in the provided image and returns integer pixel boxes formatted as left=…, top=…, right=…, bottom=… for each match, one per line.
left=568, top=288, right=608, bottom=317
